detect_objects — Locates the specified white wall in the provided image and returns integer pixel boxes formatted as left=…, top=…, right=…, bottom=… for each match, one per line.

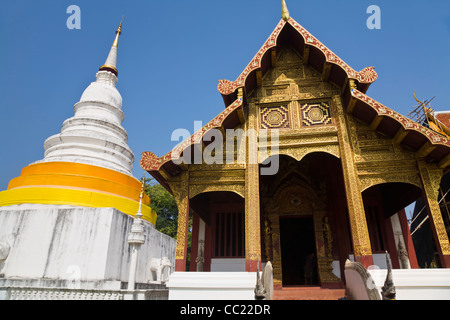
left=0, top=204, right=176, bottom=284
left=368, top=269, right=450, bottom=300
left=167, top=272, right=257, bottom=300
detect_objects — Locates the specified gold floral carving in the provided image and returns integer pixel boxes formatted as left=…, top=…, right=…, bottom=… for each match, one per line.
left=276, top=145, right=340, bottom=163
left=417, top=160, right=450, bottom=255
left=189, top=184, right=245, bottom=200
left=260, top=105, right=290, bottom=129
left=359, top=174, right=422, bottom=192
left=189, top=163, right=246, bottom=171
left=170, top=172, right=190, bottom=261
left=332, top=95, right=373, bottom=258
left=244, top=102, right=262, bottom=265
left=300, top=102, right=333, bottom=127
left=257, top=123, right=341, bottom=164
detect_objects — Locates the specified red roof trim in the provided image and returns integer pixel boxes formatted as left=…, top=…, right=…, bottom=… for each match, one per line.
left=140, top=97, right=243, bottom=172
left=351, top=89, right=450, bottom=147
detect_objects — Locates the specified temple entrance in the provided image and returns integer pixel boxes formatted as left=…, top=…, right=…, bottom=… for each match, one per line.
left=280, top=216, right=318, bottom=286
left=261, top=153, right=346, bottom=288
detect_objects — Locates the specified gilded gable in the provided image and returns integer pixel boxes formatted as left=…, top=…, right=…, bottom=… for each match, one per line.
left=249, top=46, right=340, bottom=132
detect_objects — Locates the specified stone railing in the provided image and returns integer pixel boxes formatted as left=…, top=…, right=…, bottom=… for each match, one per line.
left=1, top=287, right=168, bottom=300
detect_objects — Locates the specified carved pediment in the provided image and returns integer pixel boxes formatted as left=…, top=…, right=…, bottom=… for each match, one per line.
left=263, top=175, right=320, bottom=214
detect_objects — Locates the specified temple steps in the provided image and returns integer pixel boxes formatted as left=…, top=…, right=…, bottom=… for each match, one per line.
left=273, top=286, right=346, bottom=300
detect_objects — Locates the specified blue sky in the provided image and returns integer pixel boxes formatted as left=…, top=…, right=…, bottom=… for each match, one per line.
left=1, top=0, right=449, bottom=194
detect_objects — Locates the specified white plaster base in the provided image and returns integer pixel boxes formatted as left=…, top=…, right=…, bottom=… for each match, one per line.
left=0, top=204, right=176, bottom=284
left=368, top=268, right=450, bottom=300
left=166, top=272, right=258, bottom=300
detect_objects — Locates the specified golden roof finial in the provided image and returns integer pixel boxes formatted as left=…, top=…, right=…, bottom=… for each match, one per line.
left=282, top=0, right=290, bottom=21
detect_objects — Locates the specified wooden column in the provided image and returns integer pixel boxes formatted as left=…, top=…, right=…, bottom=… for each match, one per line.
left=384, top=215, right=401, bottom=269
left=333, top=95, right=374, bottom=268
left=244, top=101, right=262, bottom=272
left=417, top=160, right=450, bottom=267
left=189, top=214, right=199, bottom=271
left=191, top=217, right=206, bottom=272
left=397, top=208, right=419, bottom=269
left=173, top=172, right=190, bottom=271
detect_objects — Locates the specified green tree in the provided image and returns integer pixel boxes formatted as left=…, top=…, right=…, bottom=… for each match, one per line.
left=144, top=178, right=192, bottom=269
left=144, top=178, right=178, bottom=237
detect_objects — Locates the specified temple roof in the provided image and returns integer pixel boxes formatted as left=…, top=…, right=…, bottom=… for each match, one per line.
left=217, top=17, right=378, bottom=107
left=141, top=4, right=450, bottom=190
left=347, top=88, right=450, bottom=167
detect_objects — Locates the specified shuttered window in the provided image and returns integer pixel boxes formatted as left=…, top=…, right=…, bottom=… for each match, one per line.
left=213, top=211, right=245, bottom=258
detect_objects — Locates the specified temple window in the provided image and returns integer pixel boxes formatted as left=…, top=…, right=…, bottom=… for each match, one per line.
left=212, top=211, right=245, bottom=258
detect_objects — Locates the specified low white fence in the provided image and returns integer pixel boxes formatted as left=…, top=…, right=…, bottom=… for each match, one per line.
left=0, top=287, right=168, bottom=300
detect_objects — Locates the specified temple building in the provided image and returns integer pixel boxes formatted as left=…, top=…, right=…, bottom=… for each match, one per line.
left=0, top=22, right=175, bottom=300
left=1, top=1, right=450, bottom=301
left=140, top=1, right=450, bottom=298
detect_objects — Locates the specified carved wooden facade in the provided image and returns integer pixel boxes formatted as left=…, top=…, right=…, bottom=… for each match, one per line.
left=141, top=15, right=450, bottom=287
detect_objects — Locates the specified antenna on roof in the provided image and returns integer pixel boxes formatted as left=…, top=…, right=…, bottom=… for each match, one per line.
left=408, top=92, right=450, bottom=138
left=408, top=91, right=435, bottom=126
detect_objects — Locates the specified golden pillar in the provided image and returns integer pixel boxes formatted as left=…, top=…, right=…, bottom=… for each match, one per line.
left=172, top=171, right=190, bottom=271
left=245, top=101, right=262, bottom=271
left=417, top=160, right=450, bottom=267
left=333, top=95, right=373, bottom=267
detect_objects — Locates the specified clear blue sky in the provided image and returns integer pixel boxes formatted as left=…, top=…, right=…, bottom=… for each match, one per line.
left=1, top=0, right=449, bottom=192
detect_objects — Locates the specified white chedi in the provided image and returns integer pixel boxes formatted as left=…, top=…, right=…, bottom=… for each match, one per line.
left=35, top=22, right=134, bottom=176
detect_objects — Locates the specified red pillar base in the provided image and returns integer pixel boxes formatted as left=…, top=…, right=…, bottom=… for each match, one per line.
left=440, top=254, right=450, bottom=268
left=245, top=259, right=261, bottom=272
left=175, top=259, right=187, bottom=272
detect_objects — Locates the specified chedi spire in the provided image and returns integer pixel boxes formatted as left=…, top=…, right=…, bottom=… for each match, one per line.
left=99, top=19, right=122, bottom=76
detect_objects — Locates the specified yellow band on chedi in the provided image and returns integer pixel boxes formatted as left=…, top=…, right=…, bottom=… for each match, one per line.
left=0, top=162, right=156, bottom=224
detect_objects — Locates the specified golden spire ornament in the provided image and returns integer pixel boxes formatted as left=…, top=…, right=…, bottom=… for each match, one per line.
left=282, top=0, right=290, bottom=21
left=112, top=18, right=123, bottom=48
left=99, top=18, right=123, bottom=76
